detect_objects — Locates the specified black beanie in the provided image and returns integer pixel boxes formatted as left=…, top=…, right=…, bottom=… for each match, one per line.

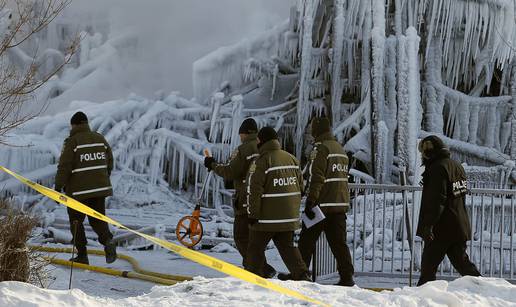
left=419, top=135, right=448, bottom=162
left=257, top=127, right=278, bottom=145
left=238, top=118, right=258, bottom=134
left=311, top=117, right=331, bottom=137
left=70, top=112, right=88, bottom=125
left=420, top=135, right=446, bottom=152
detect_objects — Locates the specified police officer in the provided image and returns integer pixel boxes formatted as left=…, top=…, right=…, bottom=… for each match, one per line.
left=204, top=118, right=276, bottom=277
left=245, top=127, right=310, bottom=280
left=279, top=117, right=355, bottom=286
left=416, top=135, right=480, bottom=286
left=55, top=112, right=117, bottom=265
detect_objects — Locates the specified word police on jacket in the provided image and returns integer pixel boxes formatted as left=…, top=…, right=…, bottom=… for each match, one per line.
left=80, top=152, right=106, bottom=162
left=273, top=177, right=297, bottom=187
left=332, top=163, right=348, bottom=172
left=452, top=179, right=467, bottom=195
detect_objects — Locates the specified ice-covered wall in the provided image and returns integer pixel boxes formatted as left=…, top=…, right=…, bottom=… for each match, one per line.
left=193, top=22, right=289, bottom=103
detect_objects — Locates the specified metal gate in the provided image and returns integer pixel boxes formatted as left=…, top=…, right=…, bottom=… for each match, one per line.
left=313, top=183, right=516, bottom=284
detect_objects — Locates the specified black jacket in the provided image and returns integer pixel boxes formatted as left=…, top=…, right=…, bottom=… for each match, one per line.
left=416, top=149, right=471, bottom=242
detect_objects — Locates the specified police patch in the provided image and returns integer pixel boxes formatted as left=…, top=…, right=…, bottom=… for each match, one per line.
left=249, top=162, right=257, bottom=173
left=230, top=149, right=239, bottom=160
left=310, top=148, right=318, bottom=160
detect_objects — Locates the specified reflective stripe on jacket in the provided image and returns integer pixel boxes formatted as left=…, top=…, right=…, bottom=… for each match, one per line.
left=306, top=132, right=350, bottom=215
left=55, top=124, right=113, bottom=200
left=245, top=139, right=303, bottom=231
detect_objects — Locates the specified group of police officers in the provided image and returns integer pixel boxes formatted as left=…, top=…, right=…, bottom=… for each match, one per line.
left=56, top=111, right=481, bottom=287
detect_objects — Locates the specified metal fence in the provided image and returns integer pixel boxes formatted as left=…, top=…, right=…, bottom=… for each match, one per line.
left=313, top=183, right=516, bottom=284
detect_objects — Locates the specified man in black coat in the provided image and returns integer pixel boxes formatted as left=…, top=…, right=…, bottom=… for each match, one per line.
left=416, top=135, right=480, bottom=286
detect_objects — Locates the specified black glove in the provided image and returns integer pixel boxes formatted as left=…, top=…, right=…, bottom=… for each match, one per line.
left=421, top=226, right=434, bottom=242
left=304, top=200, right=316, bottom=220
left=204, top=157, right=216, bottom=171
left=248, top=217, right=258, bottom=225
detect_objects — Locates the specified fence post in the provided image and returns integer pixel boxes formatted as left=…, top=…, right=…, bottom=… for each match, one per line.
left=400, top=170, right=414, bottom=286
left=311, top=241, right=317, bottom=282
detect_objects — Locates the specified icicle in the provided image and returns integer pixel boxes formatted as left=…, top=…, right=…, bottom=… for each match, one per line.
left=309, top=79, right=326, bottom=99
left=371, top=0, right=385, bottom=179
left=230, top=95, right=244, bottom=151
left=376, top=121, right=389, bottom=184
left=494, top=105, right=502, bottom=150
left=295, top=0, right=317, bottom=158
left=284, top=31, right=299, bottom=65
left=469, top=105, right=480, bottom=145
left=486, top=104, right=497, bottom=148
left=330, top=0, right=345, bottom=125
left=271, top=64, right=279, bottom=101
left=209, top=92, right=224, bottom=142
left=511, top=63, right=516, bottom=159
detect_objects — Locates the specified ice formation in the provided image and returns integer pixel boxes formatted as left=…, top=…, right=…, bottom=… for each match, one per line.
left=192, top=0, right=516, bottom=186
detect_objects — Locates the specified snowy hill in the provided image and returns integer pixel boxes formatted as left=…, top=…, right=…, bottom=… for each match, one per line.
left=1, top=276, right=515, bottom=307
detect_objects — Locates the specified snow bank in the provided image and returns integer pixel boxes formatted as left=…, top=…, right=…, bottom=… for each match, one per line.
left=1, top=276, right=515, bottom=307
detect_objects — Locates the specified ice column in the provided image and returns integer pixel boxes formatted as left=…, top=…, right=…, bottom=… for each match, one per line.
left=230, top=95, right=244, bottom=152
left=295, top=0, right=317, bottom=158
left=330, top=0, right=345, bottom=125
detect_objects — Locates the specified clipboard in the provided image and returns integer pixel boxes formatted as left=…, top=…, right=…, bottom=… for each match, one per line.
left=301, top=206, right=325, bottom=228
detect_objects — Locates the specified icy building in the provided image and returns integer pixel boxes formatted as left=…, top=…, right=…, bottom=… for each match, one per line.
left=194, top=0, right=516, bottom=187
left=2, top=0, right=516, bottom=210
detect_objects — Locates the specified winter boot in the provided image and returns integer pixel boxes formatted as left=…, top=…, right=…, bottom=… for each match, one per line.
left=264, top=263, right=277, bottom=279
left=292, top=271, right=311, bottom=282
left=104, top=239, right=117, bottom=264
left=69, top=254, right=89, bottom=265
left=277, top=273, right=292, bottom=281
left=335, top=277, right=355, bottom=287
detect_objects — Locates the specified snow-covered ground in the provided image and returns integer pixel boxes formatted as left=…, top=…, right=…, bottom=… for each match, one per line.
left=2, top=276, right=515, bottom=307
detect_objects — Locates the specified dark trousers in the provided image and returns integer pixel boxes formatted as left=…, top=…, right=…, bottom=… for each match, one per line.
left=67, top=197, right=113, bottom=254
left=298, top=214, right=354, bottom=281
left=418, top=239, right=480, bottom=286
left=234, top=215, right=275, bottom=274
left=233, top=214, right=251, bottom=263
left=247, top=230, right=307, bottom=278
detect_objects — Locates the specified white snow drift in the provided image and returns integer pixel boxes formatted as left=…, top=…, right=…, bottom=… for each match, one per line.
left=1, top=276, right=515, bottom=307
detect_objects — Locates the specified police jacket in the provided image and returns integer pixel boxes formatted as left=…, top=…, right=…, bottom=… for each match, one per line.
left=55, top=124, right=113, bottom=200
left=306, top=132, right=350, bottom=215
left=245, top=139, right=303, bottom=232
left=416, top=149, right=471, bottom=242
left=211, top=133, right=259, bottom=216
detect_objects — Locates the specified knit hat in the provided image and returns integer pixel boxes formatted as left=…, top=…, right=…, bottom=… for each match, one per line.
left=418, top=135, right=446, bottom=159
left=238, top=118, right=258, bottom=134
left=311, top=117, right=331, bottom=137
left=70, top=112, right=88, bottom=125
left=257, top=127, right=278, bottom=145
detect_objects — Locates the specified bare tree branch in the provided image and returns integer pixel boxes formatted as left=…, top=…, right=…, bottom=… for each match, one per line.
left=0, top=0, right=77, bottom=142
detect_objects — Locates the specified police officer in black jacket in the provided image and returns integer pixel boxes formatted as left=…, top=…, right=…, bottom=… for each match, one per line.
left=416, top=135, right=480, bottom=286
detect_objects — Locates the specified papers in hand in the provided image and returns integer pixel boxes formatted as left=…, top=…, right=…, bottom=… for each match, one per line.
left=301, top=206, right=325, bottom=228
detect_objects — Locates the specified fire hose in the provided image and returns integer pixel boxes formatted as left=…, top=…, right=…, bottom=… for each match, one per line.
left=30, top=245, right=192, bottom=286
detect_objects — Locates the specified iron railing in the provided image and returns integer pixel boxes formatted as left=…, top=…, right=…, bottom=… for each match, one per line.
left=313, top=183, right=516, bottom=284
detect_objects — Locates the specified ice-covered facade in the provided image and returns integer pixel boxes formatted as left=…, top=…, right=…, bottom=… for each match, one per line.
left=194, top=0, right=516, bottom=186
left=2, top=0, right=516, bottom=212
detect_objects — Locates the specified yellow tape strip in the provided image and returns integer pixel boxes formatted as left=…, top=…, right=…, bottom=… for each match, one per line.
left=0, top=166, right=328, bottom=306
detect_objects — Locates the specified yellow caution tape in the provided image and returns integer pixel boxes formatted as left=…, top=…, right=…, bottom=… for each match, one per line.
left=1, top=166, right=328, bottom=306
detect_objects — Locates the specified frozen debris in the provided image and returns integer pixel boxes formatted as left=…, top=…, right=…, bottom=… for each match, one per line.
left=210, top=242, right=237, bottom=253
